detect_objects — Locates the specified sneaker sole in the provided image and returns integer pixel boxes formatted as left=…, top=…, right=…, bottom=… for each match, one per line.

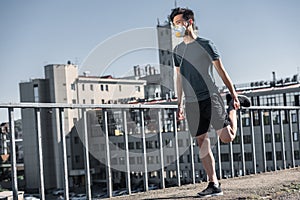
left=238, top=95, right=251, bottom=107
left=197, top=191, right=223, bottom=198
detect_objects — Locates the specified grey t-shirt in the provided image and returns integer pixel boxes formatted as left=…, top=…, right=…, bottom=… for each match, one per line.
left=173, top=37, right=220, bottom=102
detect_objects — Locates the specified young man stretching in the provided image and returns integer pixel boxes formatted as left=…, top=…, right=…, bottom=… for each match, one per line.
left=170, top=7, right=250, bottom=197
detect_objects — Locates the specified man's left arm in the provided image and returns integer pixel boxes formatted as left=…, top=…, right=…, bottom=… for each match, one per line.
left=213, top=58, right=240, bottom=109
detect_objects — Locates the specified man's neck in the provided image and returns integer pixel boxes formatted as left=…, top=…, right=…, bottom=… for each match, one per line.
left=183, top=35, right=196, bottom=44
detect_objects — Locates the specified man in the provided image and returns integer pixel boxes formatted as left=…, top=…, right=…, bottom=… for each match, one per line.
left=170, top=7, right=250, bottom=197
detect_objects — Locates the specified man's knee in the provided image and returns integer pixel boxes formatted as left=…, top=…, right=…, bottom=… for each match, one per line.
left=196, top=133, right=208, bottom=147
left=218, top=127, right=236, bottom=143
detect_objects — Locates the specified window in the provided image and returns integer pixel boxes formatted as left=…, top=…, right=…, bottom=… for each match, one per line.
left=135, top=86, right=141, bottom=92
left=100, top=85, right=104, bottom=91
left=245, top=153, right=252, bottom=161
left=146, top=141, right=154, bottom=149
left=82, top=84, right=85, bottom=91
left=129, top=157, right=135, bottom=164
left=101, top=99, right=105, bottom=104
left=75, top=155, right=80, bottom=163
left=72, top=99, right=76, bottom=104
left=136, top=142, right=142, bottom=149
left=178, top=139, right=183, bottom=147
left=128, top=142, right=135, bottom=150
left=91, top=99, right=94, bottom=104
left=294, top=132, right=299, bottom=141
left=83, top=99, right=86, bottom=104
left=119, top=157, right=125, bottom=165
left=33, top=85, right=39, bottom=102
left=74, top=136, right=79, bottom=144
left=71, top=83, right=75, bottom=90
left=137, top=156, right=142, bottom=164
left=221, top=154, right=229, bottom=162
left=90, top=84, right=94, bottom=91
left=119, top=85, right=122, bottom=92
left=106, top=85, right=109, bottom=91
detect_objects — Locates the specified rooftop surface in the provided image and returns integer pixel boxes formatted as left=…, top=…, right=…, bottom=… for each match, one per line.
left=115, top=167, right=300, bottom=200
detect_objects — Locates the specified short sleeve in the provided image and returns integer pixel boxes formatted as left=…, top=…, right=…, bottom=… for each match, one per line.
left=206, top=40, right=220, bottom=61
left=172, top=47, right=180, bottom=67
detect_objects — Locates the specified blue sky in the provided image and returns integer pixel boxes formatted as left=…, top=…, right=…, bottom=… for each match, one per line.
left=0, top=0, right=300, bottom=121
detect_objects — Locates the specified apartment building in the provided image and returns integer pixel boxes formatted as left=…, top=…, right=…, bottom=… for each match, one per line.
left=19, top=63, right=146, bottom=190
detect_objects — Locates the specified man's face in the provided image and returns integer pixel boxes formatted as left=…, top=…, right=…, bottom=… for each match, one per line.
left=173, top=14, right=187, bottom=27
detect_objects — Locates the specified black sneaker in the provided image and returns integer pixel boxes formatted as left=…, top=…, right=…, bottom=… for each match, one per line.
left=197, top=182, right=223, bottom=198
left=227, top=94, right=251, bottom=111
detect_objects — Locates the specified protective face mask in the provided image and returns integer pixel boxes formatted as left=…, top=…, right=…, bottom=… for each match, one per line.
left=174, top=25, right=186, bottom=37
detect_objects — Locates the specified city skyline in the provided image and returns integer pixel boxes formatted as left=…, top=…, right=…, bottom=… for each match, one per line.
left=1, top=0, right=300, bottom=122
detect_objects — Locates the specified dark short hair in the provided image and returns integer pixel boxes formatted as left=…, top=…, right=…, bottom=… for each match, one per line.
left=169, top=7, right=194, bottom=24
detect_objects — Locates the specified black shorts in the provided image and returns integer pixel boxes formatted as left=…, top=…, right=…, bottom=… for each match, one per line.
left=185, top=93, right=230, bottom=137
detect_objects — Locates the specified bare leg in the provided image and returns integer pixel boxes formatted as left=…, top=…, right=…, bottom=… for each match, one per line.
left=196, top=133, right=218, bottom=184
left=217, top=109, right=237, bottom=143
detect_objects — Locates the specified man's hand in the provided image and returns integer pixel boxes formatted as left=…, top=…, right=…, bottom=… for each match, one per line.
left=177, top=106, right=185, bottom=121
left=233, top=96, right=240, bottom=110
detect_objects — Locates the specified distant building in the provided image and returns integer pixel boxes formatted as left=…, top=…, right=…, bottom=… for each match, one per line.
left=19, top=63, right=146, bottom=190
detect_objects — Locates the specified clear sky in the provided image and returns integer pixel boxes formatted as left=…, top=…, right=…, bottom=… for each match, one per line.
left=0, top=0, right=300, bottom=121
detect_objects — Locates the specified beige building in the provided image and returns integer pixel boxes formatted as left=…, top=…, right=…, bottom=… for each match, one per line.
left=19, top=63, right=146, bottom=190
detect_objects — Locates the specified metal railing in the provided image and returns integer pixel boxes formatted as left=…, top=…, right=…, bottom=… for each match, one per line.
left=0, top=103, right=300, bottom=200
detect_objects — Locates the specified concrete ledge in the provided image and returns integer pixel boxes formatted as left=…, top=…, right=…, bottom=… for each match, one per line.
left=0, top=191, right=24, bottom=200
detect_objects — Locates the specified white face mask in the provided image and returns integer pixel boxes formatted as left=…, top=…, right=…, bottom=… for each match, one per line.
left=174, top=25, right=186, bottom=37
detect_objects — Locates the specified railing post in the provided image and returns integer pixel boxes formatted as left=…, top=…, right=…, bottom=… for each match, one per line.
left=216, top=137, right=222, bottom=179
left=157, top=109, right=165, bottom=189
left=103, top=109, right=112, bottom=197
left=36, top=109, right=45, bottom=200
left=58, top=108, right=69, bottom=200
left=288, top=110, right=295, bottom=168
left=297, top=109, right=300, bottom=165
left=190, top=135, right=196, bottom=184
left=82, top=109, right=92, bottom=199
left=173, top=109, right=181, bottom=186
left=270, top=110, right=277, bottom=171
left=249, top=110, right=257, bottom=174
left=260, top=110, right=267, bottom=172
left=279, top=110, right=286, bottom=169
left=238, top=110, right=246, bottom=176
left=122, top=109, right=131, bottom=194
left=140, top=109, right=149, bottom=191
left=8, top=108, right=18, bottom=200
left=229, top=141, right=234, bottom=178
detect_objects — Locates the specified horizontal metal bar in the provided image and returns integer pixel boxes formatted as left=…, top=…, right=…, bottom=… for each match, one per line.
left=1, top=103, right=300, bottom=110
left=247, top=106, right=300, bottom=110
left=0, top=102, right=178, bottom=109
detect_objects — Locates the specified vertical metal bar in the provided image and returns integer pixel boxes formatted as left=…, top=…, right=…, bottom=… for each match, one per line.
left=190, top=135, right=196, bottom=184
left=59, top=108, right=69, bottom=200
left=140, top=109, right=149, bottom=191
left=82, top=110, right=92, bottom=200
left=279, top=110, right=286, bottom=169
left=260, top=110, right=267, bottom=172
left=157, top=109, right=165, bottom=189
left=216, top=137, right=222, bottom=179
left=238, top=110, right=246, bottom=176
left=298, top=109, right=300, bottom=166
left=249, top=110, right=257, bottom=174
left=270, top=110, right=277, bottom=171
left=173, top=109, right=181, bottom=186
left=229, top=141, right=234, bottom=178
left=104, top=109, right=112, bottom=197
left=122, top=110, right=131, bottom=194
left=8, top=108, right=18, bottom=200
left=36, top=109, right=45, bottom=200
left=288, top=110, right=295, bottom=167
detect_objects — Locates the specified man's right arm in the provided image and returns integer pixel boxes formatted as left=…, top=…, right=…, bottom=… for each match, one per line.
left=176, top=67, right=184, bottom=120
left=176, top=67, right=183, bottom=107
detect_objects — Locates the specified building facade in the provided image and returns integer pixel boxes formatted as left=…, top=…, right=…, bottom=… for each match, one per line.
left=19, top=63, right=146, bottom=190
